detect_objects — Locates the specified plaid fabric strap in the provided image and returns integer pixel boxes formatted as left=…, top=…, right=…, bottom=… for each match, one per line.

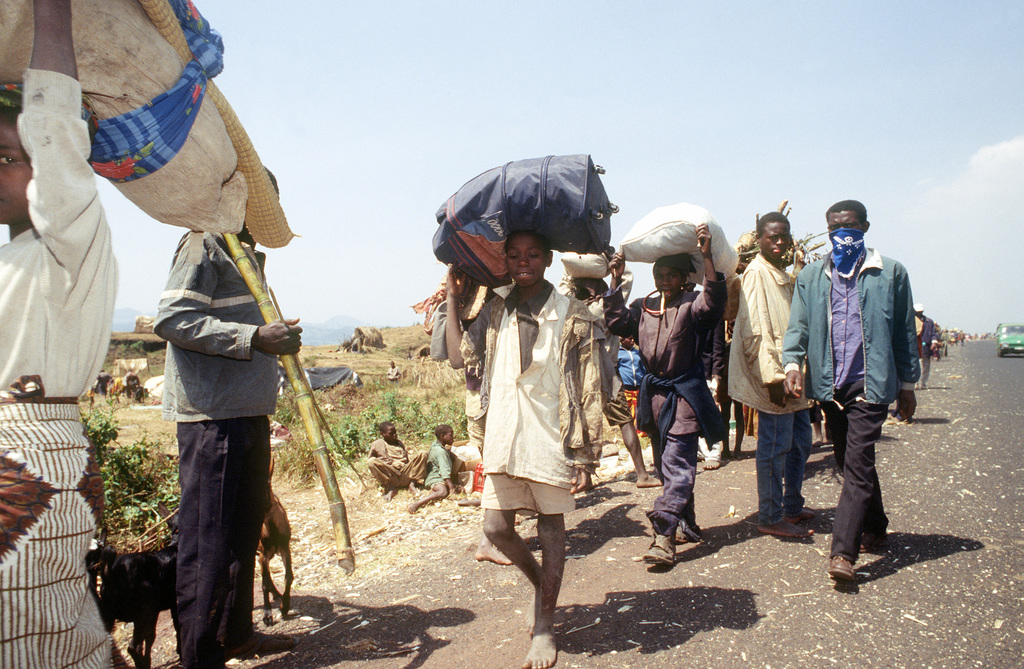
left=88, top=0, right=224, bottom=182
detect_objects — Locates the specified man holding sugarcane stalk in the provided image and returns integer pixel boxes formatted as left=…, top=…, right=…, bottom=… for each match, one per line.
left=156, top=223, right=300, bottom=667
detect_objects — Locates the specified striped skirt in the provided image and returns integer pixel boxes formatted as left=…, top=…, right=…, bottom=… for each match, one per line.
left=0, top=403, right=111, bottom=668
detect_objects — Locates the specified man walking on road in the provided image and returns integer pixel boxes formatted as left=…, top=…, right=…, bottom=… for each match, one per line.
left=915, top=304, right=939, bottom=389
left=782, top=200, right=920, bottom=583
left=729, top=212, right=814, bottom=539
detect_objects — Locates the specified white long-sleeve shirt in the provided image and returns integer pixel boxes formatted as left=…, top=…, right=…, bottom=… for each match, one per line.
left=0, top=70, right=117, bottom=396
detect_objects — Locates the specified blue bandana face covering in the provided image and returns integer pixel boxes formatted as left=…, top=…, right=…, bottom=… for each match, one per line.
left=829, top=228, right=866, bottom=278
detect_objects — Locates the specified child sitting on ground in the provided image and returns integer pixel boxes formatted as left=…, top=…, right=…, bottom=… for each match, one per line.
left=408, top=424, right=462, bottom=513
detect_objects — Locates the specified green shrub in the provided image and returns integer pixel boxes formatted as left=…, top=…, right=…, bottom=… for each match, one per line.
left=100, top=436, right=180, bottom=548
left=270, top=386, right=467, bottom=480
left=274, top=392, right=299, bottom=427
left=83, top=406, right=180, bottom=548
left=328, top=390, right=466, bottom=461
left=82, top=403, right=119, bottom=456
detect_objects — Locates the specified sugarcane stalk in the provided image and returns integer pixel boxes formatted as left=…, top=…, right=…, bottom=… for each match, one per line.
left=222, top=233, right=355, bottom=574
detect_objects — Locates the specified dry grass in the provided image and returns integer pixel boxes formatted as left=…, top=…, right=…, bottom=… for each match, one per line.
left=300, top=325, right=464, bottom=405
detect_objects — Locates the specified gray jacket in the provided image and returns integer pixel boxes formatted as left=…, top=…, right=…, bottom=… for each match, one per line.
left=155, top=232, right=278, bottom=422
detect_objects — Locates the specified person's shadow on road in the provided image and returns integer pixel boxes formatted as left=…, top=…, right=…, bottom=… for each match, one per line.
left=834, top=532, right=984, bottom=593
left=566, top=497, right=649, bottom=556
left=557, top=586, right=760, bottom=657
left=250, top=595, right=474, bottom=669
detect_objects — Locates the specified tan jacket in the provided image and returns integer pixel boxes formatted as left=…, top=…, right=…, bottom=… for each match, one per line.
left=462, top=289, right=605, bottom=471
left=728, top=254, right=811, bottom=415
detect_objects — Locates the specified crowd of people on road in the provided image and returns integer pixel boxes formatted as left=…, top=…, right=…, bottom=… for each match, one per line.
left=1, top=4, right=931, bottom=669
left=396, top=198, right=922, bottom=669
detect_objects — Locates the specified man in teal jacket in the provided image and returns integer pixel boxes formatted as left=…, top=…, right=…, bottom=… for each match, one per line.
left=782, top=200, right=920, bottom=583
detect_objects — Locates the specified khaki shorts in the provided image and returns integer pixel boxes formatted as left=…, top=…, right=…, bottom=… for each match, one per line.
left=603, top=387, right=633, bottom=427
left=481, top=473, right=575, bottom=515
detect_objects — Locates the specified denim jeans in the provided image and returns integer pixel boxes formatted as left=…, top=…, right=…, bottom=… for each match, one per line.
left=920, top=355, right=931, bottom=387
left=648, top=431, right=700, bottom=537
left=755, top=409, right=812, bottom=525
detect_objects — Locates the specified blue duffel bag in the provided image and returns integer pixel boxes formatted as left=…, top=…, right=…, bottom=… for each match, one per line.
left=433, top=154, right=616, bottom=286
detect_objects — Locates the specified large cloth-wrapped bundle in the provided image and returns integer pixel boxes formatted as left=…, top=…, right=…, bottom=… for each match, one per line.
left=560, top=253, right=610, bottom=280
left=619, top=202, right=739, bottom=283
left=434, top=155, right=615, bottom=287
left=0, top=0, right=292, bottom=247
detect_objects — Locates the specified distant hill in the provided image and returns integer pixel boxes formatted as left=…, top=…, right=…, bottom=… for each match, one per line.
left=299, top=323, right=357, bottom=347
left=322, top=315, right=367, bottom=329
left=111, top=310, right=362, bottom=347
left=112, top=307, right=147, bottom=333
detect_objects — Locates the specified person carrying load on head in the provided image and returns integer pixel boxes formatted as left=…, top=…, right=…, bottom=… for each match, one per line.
left=1, top=1, right=117, bottom=666
left=445, top=230, right=604, bottom=669
left=603, top=223, right=728, bottom=566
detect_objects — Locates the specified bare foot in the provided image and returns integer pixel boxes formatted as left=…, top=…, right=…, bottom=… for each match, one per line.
left=523, top=631, right=557, bottom=669
left=408, top=482, right=418, bottom=495
left=474, top=538, right=513, bottom=566
left=383, top=488, right=396, bottom=502
left=758, top=520, right=813, bottom=538
left=407, top=500, right=419, bottom=514
left=636, top=475, right=662, bottom=488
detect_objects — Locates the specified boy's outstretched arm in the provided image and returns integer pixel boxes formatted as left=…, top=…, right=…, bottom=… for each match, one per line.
left=31, top=0, right=78, bottom=79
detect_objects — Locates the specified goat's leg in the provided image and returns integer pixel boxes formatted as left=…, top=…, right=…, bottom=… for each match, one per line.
left=281, top=544, right=293, bottom=618
left=260, top=551, right=276, bottom=626
left=128, top=611, right=157, bottom=669
left=170, top=601, right=182, bottom=659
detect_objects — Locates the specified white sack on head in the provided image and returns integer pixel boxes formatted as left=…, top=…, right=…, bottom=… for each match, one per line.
left=619, top=202, right=739, bottom=282
left=560, top=253, right=609, bottom=279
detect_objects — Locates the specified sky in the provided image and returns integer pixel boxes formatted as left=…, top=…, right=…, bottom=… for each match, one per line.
left=99, top=1, right=1024, bottom=335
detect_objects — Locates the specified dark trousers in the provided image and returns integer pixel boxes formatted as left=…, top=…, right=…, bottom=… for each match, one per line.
left=821, top=383, right=889, bottom=563
left=647, top=431, right=700, bottom=537
left=177, top=417, right=270, bottom=669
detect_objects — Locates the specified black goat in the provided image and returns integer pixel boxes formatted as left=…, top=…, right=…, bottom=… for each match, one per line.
left=88, top=527, right=180, bottom=669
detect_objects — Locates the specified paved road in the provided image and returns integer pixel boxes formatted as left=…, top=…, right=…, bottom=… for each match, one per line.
left=242, top=341, right=1023, bottom=669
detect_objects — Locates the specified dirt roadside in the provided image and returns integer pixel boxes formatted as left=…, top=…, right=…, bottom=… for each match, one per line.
left=140, top=344, right=1023, bottom=668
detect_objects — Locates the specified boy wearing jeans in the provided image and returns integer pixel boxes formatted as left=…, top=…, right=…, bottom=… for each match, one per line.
left=729, top=212, right=814, bottom=539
